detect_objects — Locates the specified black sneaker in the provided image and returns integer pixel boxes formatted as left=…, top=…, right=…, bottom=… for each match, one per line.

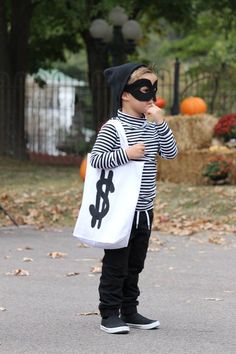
left=100, top=315, right=130, bottom=334
left=121, top=313, right=160, bottom=330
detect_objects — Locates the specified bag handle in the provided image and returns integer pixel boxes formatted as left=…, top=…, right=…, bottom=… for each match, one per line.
left=108, top=119, right=128, bottom=148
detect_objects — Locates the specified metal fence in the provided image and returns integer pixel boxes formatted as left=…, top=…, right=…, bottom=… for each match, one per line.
left=158, top=59, right=236, bottom=116
left=24, top=70, right=92, bottom=157
left=1, top=62, right=236, bottom=160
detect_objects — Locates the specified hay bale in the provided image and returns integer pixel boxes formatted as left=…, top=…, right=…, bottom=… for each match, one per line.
left=165, top=114, right=218, bottom=151
left=158, top=149, right=236, bottom=185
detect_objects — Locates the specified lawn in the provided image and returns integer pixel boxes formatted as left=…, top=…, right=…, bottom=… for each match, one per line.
left=0, top=157, right=235, bottom=235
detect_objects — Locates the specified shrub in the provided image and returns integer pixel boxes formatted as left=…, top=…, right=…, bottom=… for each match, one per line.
left=214, top=113, right=236, bottom=142
left=202, top=156, right=232, bottom=181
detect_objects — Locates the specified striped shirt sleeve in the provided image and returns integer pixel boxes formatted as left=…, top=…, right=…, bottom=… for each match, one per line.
left=90, top=122, right=129, bottom=169
left=156, top=121, right=178, bottom=159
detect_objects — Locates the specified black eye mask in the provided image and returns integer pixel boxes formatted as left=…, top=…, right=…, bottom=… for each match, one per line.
left=124, top=79, right=158, bottom=101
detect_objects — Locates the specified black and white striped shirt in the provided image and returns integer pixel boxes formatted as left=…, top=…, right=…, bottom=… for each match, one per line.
left=90, top=110, right=178, bottom=211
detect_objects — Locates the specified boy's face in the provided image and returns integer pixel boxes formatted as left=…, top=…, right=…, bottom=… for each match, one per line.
left=122, top=73, right=158, bottom=117
left=124, top=76, right=157, bottom=102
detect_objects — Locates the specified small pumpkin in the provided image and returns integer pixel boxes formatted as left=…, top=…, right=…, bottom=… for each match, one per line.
left=79, top=157, right=87, bottom=181
left=155, top=97, right=166, bottom=108
left=180, top=96, right=207, bottom=115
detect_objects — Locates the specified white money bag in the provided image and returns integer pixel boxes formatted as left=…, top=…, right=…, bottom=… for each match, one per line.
left=73, top=119, right=144, bottom=249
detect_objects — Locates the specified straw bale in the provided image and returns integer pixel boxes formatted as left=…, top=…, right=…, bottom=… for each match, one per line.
left=158, top=149, right=236, bottom=185
left=165, top=114, right=218, bottom=152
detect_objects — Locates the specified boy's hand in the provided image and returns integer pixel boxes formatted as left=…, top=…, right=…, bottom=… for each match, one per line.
left=145, top=103, right=164, bottom=125
left=126, top=143, right=145, bottom=160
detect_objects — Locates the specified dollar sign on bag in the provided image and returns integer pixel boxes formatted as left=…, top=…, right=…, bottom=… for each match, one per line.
left=89, top=170, right=115, bottom=229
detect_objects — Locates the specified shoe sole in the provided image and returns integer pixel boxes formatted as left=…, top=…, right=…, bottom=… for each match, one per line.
left=126, top=320, right=160, bottom=330
left=100, top=325, right=130, bottom=334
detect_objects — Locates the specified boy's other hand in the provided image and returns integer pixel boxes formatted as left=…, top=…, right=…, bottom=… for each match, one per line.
left=126, top=143, right=145, bottom=160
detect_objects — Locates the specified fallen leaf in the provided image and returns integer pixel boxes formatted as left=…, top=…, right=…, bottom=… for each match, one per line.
left=48, top=252, right=67, bottom=259
left=148, top=246, right=160, bottom=252
left=79, top=311, right=99, bottom=316
left=159, top=214, right=170, bottom=222
left=208, top=236, right=225, bottom=245
left=204, top=297, right=223, bottom=301
left=66, top=272, right=80, bottom=277
left=6, top=269, right=29, bottom=276
left=91, top=266, right=102, bottom=273
left=0, top=193, right=9, bottom=201
left=148, top=236, right=164, bottom=252
left=23, top=257, right=33, bottom=262
left=77, top=243, right=89, bottom=248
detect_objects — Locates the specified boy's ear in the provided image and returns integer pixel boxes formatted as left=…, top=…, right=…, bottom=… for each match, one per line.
left=121, top=91, right=130, bottom=101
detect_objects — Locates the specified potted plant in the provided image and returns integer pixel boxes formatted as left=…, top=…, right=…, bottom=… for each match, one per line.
left=202, top=156, right=232, bottom=184
left=214, top=113, right=236, bottom=143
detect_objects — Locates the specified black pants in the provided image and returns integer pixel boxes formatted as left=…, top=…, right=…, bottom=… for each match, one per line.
left=98, top=209, right=153, bottom=318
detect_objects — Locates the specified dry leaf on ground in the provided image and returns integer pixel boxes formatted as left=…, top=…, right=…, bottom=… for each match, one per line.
left=208, top=235, right=225, bottom=245
left=90, top=266, right=102, bottom=273
left=66, top=272, right=80, bottom=277
left=79, top=311, right=99, bottom=316
left=6, top=269, right=29, bottom=276
left=77, top=243, right=89, bottom=248
left=22, top=257, right=33, bottom=262
left=48, top=251, right=67, bottom=258
left=148, top=236, right=165, bottom=252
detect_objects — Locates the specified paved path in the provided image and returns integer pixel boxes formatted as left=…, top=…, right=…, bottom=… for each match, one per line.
left=0, top=226, right=236, bottom=354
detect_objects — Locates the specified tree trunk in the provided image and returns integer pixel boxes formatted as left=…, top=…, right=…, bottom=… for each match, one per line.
left=0, top=0, right=33, bottom=159
left=82, top=30, right=110, bottom=132
left=0, top=0, right=10, bottom=155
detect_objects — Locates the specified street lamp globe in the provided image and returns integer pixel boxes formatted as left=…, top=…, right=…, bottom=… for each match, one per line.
left=89, top=19, right=110, bottom=39
left=108, top=6, right=128, bottom=26
left=89, top=6, right=143, bottom=65
left=122, top=20, right=142, bottom=41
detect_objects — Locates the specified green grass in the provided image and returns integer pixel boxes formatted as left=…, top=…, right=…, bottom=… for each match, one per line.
left=0, top=157, right=81, bottom=192
left=0, top=157, right=235, bottom=233
left=157, top=183, right=236, bottom=219
left=0, top=157, right=83, bottom=227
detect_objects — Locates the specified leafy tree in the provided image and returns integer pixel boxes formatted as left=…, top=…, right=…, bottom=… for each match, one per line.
left=137, top=1, right=236, bottom=114
left=0, top=0, right=83, bottom=158
left=0, top=0, right=34, bottom=158
left=0, top=0, right=128, bottom=158
left=1, top=0, right=236, bottom=158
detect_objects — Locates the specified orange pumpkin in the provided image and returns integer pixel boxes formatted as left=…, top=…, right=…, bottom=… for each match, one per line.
left=155, top=97, right=166, bottom=108
left=79, top=157, right=87, bottom=181
left=180, top=96, right=207, bottom=115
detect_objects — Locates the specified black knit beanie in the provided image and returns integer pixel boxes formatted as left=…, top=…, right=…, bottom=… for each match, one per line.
left=104, top=62, right=146, bottom=114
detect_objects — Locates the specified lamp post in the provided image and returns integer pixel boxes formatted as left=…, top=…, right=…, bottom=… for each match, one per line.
left=89, top=6, right=142, bottom=66
left=88, top=6, right=142, bottom=129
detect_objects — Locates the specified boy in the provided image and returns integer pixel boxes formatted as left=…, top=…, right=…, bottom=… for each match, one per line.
left=90, top=63, right=178, bottom=334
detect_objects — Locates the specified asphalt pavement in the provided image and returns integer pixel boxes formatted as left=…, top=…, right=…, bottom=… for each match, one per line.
left=0, top=226, right=236, bottom=354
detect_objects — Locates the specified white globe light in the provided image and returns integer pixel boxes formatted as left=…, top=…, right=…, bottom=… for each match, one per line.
left=109, top=6, right=128, bottom=26
left=89, top=19, right=110, bottom=40
left=122, top=20, right=142, bottom=41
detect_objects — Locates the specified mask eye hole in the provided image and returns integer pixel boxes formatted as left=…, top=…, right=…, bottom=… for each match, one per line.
left=140, top=86, right=150, bottom=93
